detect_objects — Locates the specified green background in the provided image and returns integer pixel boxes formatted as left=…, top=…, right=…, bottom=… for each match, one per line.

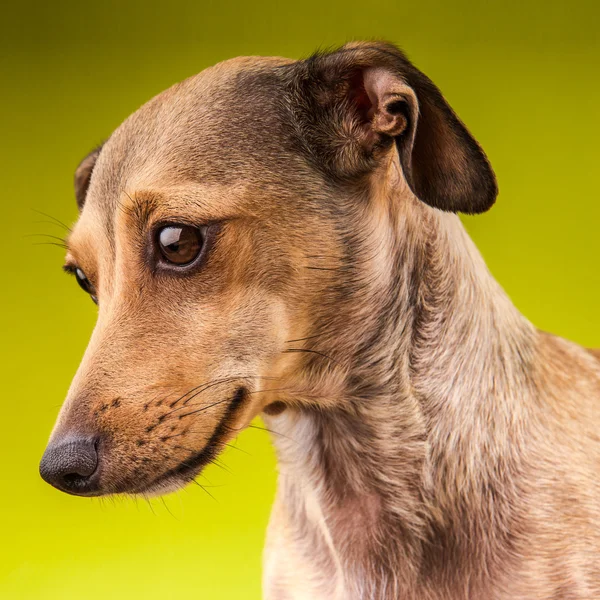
left=1, top=1, right=598, bottom=598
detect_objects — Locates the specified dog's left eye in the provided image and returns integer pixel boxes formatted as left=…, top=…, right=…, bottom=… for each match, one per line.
left=75, top=268, right=98, bottom=304
left=156, top=225, right=205, bottom=266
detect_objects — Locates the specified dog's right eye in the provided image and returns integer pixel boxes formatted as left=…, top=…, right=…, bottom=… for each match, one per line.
left=156, top=225, right=205, bottom=266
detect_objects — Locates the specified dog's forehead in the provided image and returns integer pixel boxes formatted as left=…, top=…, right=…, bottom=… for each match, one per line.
left=86, top=56, right=298, bottom=215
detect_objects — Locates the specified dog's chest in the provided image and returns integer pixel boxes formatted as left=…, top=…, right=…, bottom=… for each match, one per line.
left=262, top=491, right=397, bottom=600
left=263, top=496, right=343, bottom=600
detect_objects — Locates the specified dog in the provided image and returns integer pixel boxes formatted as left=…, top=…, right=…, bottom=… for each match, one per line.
left=39, top=41, right=600, bottom=599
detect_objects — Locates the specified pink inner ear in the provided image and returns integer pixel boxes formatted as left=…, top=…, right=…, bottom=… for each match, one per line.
left=362, top=68, right=409, bottom=138
left=348, top=70, right=374, bottom=124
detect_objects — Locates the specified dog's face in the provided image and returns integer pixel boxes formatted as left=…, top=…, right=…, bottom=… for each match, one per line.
left=40, top=43, right=496, bottom=497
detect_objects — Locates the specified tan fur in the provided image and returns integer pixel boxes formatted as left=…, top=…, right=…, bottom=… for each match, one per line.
left=42, top=44, right=599, bottom=598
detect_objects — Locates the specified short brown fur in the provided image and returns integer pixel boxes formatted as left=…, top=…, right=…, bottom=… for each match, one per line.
left=42, top=43, right=599, bottom=599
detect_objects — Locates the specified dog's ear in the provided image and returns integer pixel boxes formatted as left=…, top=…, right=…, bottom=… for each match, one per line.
left=74, top=145, right=103, bottom=210
left=287, top=42, right=497, bottom=214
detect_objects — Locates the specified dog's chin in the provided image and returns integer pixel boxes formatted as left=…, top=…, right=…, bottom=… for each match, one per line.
left=130, top=470, right=197, bottom=498
left=74, top=467, right=201, bottom=499
left=121, top=444, right=217, bottom=498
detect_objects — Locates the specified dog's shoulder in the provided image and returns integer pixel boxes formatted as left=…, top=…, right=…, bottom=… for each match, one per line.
left=536, top=330, right=600, bottom=373
left=533, top=330, right=600, bottom=458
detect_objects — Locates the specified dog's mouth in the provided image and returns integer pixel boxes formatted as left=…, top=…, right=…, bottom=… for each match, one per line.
left=41, top=387, right=250, bottom=498
left=129, top=386, right=248, bottom=497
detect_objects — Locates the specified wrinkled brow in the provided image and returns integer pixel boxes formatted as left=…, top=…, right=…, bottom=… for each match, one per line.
left=117, top=190, right=160, bottom=235
left=114, top=182, right=258, bottom=228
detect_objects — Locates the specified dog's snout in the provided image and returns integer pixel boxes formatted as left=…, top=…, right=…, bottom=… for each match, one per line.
left=39, top=437, right=100, bottom=495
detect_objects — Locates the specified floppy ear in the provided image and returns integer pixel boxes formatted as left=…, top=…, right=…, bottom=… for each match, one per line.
left=287, top=42, right=497, bottom=214
left=74, top=145, right=103, bottom=210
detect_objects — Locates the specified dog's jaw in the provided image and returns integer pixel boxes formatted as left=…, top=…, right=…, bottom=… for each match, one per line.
left=131, top=386, right=249, bottom=496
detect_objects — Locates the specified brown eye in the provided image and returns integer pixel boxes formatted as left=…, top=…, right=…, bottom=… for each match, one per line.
left=157, top=225, right=205, bottom=266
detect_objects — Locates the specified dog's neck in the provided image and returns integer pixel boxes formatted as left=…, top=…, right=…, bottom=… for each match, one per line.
left=264, top=173, right=537, bottom=597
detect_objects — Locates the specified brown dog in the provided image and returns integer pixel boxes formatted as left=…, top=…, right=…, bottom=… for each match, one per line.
left=40, top=42, right=600, bottom=599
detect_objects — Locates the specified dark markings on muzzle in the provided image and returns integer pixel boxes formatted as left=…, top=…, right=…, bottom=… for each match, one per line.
left=152, top=386, right=248, bottom=485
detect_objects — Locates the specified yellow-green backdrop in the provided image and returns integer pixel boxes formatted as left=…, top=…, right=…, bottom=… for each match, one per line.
left=1, top=1, right=598, bottom=598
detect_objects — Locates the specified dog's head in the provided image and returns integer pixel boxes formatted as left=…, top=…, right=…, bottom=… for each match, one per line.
left=39, top=42, right=496, bottom=497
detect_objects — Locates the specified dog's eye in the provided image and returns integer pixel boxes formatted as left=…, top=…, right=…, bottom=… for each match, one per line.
left=75, top=268, right=98, bottom=304
left=157, top=225, right=205, bottom=266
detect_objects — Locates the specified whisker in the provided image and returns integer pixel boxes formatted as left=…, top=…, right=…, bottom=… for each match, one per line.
left=224, top=442, right=250, bottom=455
left=167, top=379, right=233, bottom=410
left=30, top=209, right=71, bottom=232
left=159, top=497, right=178, bottom=520
left=169, top=383, right=286, bottom=416
left=32, top=241, right=69, bottom=250
left=248, top=423, right=294, bottom=441
left=176, top=397, right=231, bottom=420
left=167, top=375, right=278, bottom=409
left=284, top=348, right=337, bottom=364
left=182, top=375, right=279, bottom=406
left=191, top=479, right=218, bottom=502
left=145, top=498, right=157, bottom=516
left=24, top=233, right=67, bottom=243
left=285, top=331, right=333, bottom=344
left=226, top=422, right=297, bottom=443
left=172, top=440, right=250, bottom=458
left=181, top=377, right=244, bottom=407
left=163, top=381, right=238, bottom=416
left=209, top=458, right=232, bottom=475
left=32, top=220, right=71, bottom=231
left=246, top=388, right=289, bottom=396
left=115, top=190, right=135, bottom=216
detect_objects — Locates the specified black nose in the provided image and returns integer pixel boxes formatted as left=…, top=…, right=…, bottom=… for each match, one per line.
left=39, top=437, right=99, bottom=495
